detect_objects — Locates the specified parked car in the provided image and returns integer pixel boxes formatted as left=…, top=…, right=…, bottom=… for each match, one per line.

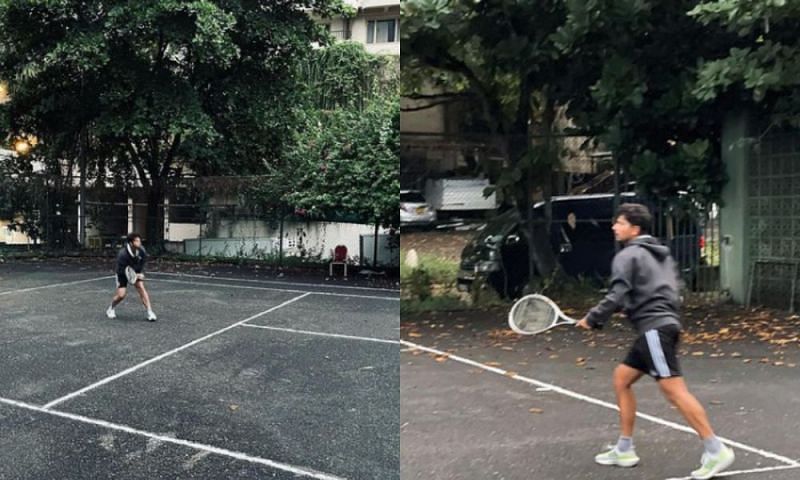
left=457, top=193, right=704, bottom=298
left=400, top=190, right=437, bottom=227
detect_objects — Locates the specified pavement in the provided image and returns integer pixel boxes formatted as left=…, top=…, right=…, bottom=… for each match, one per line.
left=0, top=261, right=400, bottom=480
left=401, top=306, right=800, bottom=480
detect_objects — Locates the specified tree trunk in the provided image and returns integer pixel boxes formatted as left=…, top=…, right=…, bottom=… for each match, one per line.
left=522, top=94, right=560, bottom=287
left=145, top=180, right=165, bottom=249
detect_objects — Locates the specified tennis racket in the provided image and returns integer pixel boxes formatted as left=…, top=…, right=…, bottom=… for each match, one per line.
left=508, top=294, right=578, bottom=335
left=125, top=266, right=139, bottom=286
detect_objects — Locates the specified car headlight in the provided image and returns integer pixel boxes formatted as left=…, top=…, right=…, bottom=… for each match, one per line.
left=474, top=260, right=500, bottom=273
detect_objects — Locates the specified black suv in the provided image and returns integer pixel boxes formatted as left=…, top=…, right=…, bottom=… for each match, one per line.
left=457, top=193, right=703, bottom=298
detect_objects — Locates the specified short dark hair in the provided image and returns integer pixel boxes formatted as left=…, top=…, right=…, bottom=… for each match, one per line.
left=616, top=203, right=652, bottom=234
left=127, top=232, right=141, bottom=243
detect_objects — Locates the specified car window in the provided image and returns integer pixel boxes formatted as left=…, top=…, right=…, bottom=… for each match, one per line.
left=400, top=192, right=426, bottom=203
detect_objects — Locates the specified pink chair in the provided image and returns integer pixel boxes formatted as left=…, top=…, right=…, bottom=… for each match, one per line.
left=330, top=245, right=348, bottom=277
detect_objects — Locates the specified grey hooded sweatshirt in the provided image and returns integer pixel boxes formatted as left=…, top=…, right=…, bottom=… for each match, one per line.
left=586, top=235, right=682, bottom=333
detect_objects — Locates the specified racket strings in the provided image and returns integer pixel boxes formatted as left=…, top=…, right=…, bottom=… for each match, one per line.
left=512, top=298, right=557, bottom=333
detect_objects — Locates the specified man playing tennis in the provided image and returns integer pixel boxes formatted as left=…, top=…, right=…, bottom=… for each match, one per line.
left=106, top=233, right=157, bottom=322
left=576, top=203, right=733, bottom=480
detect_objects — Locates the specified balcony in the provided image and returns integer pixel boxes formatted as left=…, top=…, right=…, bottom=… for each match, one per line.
left=331, top=30, right=352, bottom=40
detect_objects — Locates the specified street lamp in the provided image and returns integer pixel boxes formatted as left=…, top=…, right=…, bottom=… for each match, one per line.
left=14, top=139, right=31, bottom=155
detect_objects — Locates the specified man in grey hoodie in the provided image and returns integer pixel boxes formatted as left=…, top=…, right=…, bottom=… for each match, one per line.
left=576, top=203, right=734, bottom=480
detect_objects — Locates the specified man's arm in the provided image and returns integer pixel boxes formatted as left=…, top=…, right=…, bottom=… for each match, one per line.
left=583, top=252, right=635, bottom=329
left=133, top=246, right=148, bottom=274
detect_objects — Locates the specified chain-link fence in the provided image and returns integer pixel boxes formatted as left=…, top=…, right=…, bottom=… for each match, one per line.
left=1, top=176, right=400, bottom=269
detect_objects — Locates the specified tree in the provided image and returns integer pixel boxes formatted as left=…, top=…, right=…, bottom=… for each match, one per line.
left=286, top=93, right=400, bottom=227
left=244, top=42, right=400, bottom=228
left=0, top=0, right=345, bottom=247
left=552, top=1, right=735, bottom=208
left=402, top=0, right=580, bottom=285
left=691, top=0, right=800, bottom=128
left=402, top=2, right=738, bottom=291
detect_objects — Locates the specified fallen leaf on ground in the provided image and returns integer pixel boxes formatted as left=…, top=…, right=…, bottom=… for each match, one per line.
left=743, top=359, right=752, bottom=363
left=408, top=332, right=423, bottom=338
left=529, top=408, right=544, bottom=414
left=691, top=352, right=705, bottom=356
left=486, top=362, right=502, bottom=367
left=229, top=405, right=239, bottom=412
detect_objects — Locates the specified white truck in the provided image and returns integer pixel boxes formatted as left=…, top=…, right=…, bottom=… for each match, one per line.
left=424, top=178, right=497, bottom=215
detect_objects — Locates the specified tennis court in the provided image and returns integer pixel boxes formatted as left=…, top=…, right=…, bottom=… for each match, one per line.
left=0, top=260, right=400, bottom=480
left=401, top=310, right=800, bottom=480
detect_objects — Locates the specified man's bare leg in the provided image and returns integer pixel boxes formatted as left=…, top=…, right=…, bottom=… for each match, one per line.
left=614, top=364, right=644, bottom=438
left=658, top=377, right=713, bottom=438
left=134, top=281, right=152, bottom=311
left=135, top=281, right=157, bottom=321
left=106, top=287, right=127, bottom=318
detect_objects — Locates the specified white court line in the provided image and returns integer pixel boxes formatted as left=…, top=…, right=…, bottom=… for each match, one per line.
left=150, top=277, right=399, bottom=301
left=239, top=323, right=400, bottom=345
left=149, top=271, right=398, bottom=293
left=401, top=340, right=800, bottom=467
left=0, top=396, right=344, bottom=480
left=0, top=275, right=112, bottom=296
left=43, top=293, right=311, bottom=409
left=665, top=464, right=800, bottom=480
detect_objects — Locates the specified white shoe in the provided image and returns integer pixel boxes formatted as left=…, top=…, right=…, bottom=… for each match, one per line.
left=106, top=307, right=116, bottom=319
left=691, top=446, right=735, bottom=480
left=147, top=310, right=157, bottom=322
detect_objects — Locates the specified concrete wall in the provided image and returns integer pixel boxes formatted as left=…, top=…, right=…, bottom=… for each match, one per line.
left=720, top=111, right=752, bottom=302
left=204, top=219, right=378, bottom=261
left=1, top=219, right=35, bottom=245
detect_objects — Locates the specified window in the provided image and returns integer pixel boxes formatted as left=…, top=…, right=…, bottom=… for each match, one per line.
left=367, top=19, right=397, bottom=44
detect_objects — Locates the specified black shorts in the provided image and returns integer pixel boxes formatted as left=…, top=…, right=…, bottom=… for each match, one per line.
left=115, top=272, right=129, bottom=289
left=623, top=325, right=682, bottom=379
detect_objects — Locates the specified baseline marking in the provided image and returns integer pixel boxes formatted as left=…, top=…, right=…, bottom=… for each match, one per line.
left=149, top=271, right=398, bottom=293
left=665, top=464, right=800, bottom=480
left=0, top=396, right=344, bottom=480
left=402, top=340, right=800, bottom=467
left=43, top=293, right=311, bottom=409
left=240, top=323, right=400, bottom=345
left=0, top=276, right=112, bottom=297
left=149, top=277, right=399, bottom=301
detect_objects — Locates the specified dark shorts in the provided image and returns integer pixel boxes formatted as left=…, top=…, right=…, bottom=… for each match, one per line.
left=623, top=325, right=682, bottom=380
left=115, top=272, right=132, bottom=289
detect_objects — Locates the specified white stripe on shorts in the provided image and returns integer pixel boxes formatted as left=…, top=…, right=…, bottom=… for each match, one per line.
left=645, top=329, right=671, bottom=378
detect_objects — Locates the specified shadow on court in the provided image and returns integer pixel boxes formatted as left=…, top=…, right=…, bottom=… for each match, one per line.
left=0, top=260, right=399, bottom=480
left=401, top=307, right=800, bottom=480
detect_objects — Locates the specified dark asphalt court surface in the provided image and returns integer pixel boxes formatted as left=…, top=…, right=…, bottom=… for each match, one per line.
left=401, top=320, right=800, bottom=480
left=0, top=262, right=399, bottom=480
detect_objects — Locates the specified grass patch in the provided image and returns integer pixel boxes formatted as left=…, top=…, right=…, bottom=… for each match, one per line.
left=400, top=294, right=470, bottom=315
left=400, top=251, right=459, bottom=285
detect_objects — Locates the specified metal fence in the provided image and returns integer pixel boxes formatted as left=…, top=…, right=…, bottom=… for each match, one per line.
left=0, top=177, right=399, bottom=268
left=651, top=202, right=721, bottom=303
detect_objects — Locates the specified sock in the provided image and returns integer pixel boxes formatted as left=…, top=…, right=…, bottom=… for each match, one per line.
left=703, top=436, right=723, bottom=456
left=616, top=436, right=633, bottom=452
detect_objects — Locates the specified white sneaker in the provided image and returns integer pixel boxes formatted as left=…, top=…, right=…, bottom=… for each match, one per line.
left=147, top=310, right=157, bottom=322
left=106, top=307, right=116, bottom=319
left=691, top=446, right=735, bottom=480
